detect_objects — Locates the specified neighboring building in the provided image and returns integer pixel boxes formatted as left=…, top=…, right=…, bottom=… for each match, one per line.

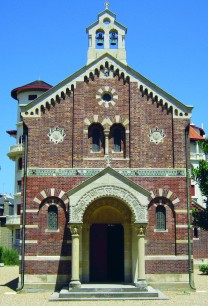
left=9, top=6, right=195, bottom=293
left=190, top=124, right=207, bottom=207
left=190, top=124, right=208, bottom=264
left=0, top=194, right=19, bottom=249
left=7, top=80, right=52, bottom=251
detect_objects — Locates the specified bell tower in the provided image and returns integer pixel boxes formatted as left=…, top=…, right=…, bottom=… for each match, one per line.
left=86, top=2, right=127, bottom=65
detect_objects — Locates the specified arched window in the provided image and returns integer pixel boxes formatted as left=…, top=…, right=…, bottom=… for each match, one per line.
left=96, top=30, right=104, bottom=49
left=48, top=205, right=58, bottom=230
left=110, top=30, right=118, bottom=49
left=114, top=127, right=122, bottom=152
left=156, top=205, right=166, bottom=231
left=92, top=129, right=100, bottom=152
left=110, top=124, right=125, bottom=153
left=88, top=124, right=105, bottom=153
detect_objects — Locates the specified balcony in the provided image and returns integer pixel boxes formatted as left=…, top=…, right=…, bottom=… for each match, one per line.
left=190, top=152, right=206, bottom=161
left=6, top=215, right=20, bottom=226
left=7, top=144, right=23, bottom=160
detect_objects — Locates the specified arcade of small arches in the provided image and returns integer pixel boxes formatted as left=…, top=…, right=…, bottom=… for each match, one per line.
left=21, top=58, right=189, bottom=119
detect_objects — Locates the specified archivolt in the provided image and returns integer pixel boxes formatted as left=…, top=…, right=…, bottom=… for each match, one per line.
left=149, top=188, right=180, bottom=205
left=69, top=185, right=148, bottom=223
left=34, top=188, right=68, bottom=209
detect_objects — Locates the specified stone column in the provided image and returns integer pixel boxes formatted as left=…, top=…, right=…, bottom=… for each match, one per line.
left=69, top=224, right=82, bottom=288
left=135, top=224, right=147, bottom=291
left=104, top=130, right=109, bottom=155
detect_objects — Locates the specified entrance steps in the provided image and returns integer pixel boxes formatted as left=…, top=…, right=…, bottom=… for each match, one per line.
left=50, top=284, right=168, bottom=301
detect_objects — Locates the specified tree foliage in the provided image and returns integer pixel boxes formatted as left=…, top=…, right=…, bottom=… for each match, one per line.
left=192, top=139, right=208, bottom=231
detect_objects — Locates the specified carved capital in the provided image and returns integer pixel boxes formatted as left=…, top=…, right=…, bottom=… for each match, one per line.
left=135, top=224, right=147, bottom=236
left=70, top=224, right=82, bottom=236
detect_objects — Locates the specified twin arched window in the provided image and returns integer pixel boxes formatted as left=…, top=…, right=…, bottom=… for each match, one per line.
left=88, top=123, right=125, bottom=153
left=96, top=29, right=118, bottom=49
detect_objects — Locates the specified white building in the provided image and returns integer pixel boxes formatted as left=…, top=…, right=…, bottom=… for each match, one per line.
left=7, top=80, right=52, bottom=244
left=190, top=124, right=207, bottom=207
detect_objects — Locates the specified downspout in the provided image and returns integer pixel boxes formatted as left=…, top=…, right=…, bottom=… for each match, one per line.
left=17, top=124, right=28, bottom=291
left=185, top=125, right=196, bottom=290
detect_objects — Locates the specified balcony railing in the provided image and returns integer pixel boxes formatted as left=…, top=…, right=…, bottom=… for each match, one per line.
left=190, top=152, right=206, bottom=161
left=7, top=144, right=23, bottom=160
left=6, top=215, right=20, bottom=226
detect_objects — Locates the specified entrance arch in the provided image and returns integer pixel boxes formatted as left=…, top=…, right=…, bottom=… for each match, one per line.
left=82, top=197, right=132, bottom=283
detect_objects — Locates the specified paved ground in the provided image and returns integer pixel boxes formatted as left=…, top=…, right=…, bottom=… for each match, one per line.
left=0, top=266, right=208, bottom=305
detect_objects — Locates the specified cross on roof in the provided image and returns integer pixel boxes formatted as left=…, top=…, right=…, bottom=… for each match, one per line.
left=104, top=1, right=110, bottom=9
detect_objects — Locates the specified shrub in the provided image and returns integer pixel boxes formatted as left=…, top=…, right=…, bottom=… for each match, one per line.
left=0, top=246, right=3, bottom=262
left=0, top=247, right=19, bottom=265
left=199, top=264, right=208, bottom=275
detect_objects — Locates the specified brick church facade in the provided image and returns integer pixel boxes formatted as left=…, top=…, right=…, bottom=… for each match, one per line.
left=14, top=7, right=194, bottom=291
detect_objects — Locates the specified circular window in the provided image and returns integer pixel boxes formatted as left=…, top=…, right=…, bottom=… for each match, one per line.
left=102, top=93, right=112, bottom=102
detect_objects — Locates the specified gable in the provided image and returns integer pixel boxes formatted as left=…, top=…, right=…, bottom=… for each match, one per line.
left=20, top=54, right=193, bottom=119
left=66, top=167, right=150, bottom=224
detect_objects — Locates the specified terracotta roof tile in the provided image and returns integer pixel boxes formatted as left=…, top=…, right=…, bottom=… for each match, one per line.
left=190, top=126, right=205, bottom=141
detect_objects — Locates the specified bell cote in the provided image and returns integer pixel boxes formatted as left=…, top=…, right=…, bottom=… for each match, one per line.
left=86, top=4, right=127, bottom=65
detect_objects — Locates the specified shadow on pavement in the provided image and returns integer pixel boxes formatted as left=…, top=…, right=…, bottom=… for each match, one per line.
left=0, top=277, right=19, bottom=291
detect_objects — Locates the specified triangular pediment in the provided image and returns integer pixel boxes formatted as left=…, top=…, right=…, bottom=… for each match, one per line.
left=67, top=166, right=150, bottom=197
left=20, top=53, right=193, bottom=119
left=66, top=167, right=150, bottom=224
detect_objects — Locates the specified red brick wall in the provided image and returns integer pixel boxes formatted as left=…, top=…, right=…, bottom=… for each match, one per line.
left=22, top=74, right=191, bottom=276
left=193, top=229, right=208, bottom=259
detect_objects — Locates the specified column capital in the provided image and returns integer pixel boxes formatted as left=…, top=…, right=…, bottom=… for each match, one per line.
left=70, top=224, right=82, bottom=236
left=104, top=130, right=110, bottom=137
left=134, top=223, right=147, bottom=236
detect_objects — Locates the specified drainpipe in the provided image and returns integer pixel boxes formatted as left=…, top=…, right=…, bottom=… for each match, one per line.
left=17, top=124, right=28, bottom=291
left=185, top=125, right=196, bottom=290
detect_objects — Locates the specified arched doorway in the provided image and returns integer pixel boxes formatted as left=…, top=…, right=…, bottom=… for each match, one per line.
left=82, top=197, right=132, bottom=283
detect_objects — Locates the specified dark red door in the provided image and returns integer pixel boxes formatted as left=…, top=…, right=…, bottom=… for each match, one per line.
left=90, top=224, right=124, bottom=282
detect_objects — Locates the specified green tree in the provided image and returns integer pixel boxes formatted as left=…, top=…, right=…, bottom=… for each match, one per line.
left=192, top=139, right=208, bottom=230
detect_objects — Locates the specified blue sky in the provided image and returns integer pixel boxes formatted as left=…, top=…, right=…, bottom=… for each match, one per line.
left=1, top=0, right=208, bottom=194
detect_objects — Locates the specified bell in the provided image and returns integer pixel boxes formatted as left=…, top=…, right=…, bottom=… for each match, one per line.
left=97, top=33, right=104, bottom=46
left=97, top=39, right=104, bottom=46
left=110, top=33, right=117, bottom=45
left=110, top=39, right=117, bottom=45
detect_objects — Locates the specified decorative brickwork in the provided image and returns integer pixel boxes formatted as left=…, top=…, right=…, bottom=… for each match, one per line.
left=17, top=8, right=194, bottom=290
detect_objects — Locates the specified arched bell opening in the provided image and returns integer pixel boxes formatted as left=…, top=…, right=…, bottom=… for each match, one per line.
left=96, top=29, right=105, bottom=49
left=81, top=197, right=132, bottom=283
left=109, top=29, right=118, bottom=49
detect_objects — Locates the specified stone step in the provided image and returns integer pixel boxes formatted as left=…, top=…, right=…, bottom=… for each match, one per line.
left=50, top=286, right=168, bottom=301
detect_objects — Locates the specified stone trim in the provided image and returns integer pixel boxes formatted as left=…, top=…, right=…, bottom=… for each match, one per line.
left=22, top=209, right=38, bottom=213
left=175, top=209, right=192, bottom=213
left=20, top=240, right=38, bottom=244
left=28, top=167, right=186, bottom=178
left=145, top=255, right=190, bottom=260
left=70, top=185, right=147, bottom=223
left=20, top=225, right=39, bottom=228
left=33, top=188, right=68, bottom=206
left=19, top=256, right=71, bottom=261
left=84, top=115, right=129, bottom=128
left=149, top=188, right=180, bottom=204
left=176, top=240, right=192, bottom=244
